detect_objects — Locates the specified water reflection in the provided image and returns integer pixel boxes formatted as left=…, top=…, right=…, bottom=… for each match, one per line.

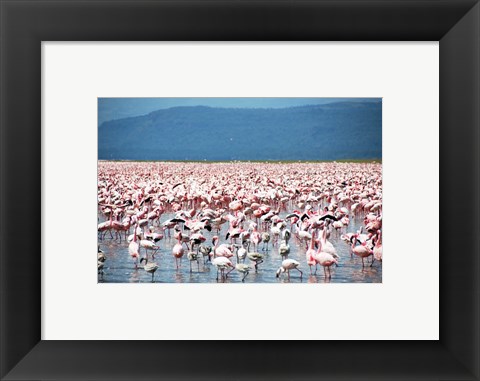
left=307, top=275, right=318, bottom=284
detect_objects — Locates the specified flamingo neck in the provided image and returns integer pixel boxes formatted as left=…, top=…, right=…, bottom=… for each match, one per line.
left=351, top=236, right=357, bottom=249
left=317, top=238, right=323, bottom=253
left=309, top=231, right=316, bottom=250
left=133, top=225, right=138, bottom=242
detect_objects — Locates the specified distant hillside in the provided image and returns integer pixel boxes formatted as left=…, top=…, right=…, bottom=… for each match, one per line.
left=98, top=102, right=382, bottom=161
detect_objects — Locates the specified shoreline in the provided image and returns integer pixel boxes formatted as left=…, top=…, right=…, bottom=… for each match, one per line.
left=97, top=159, right=382, bottom=164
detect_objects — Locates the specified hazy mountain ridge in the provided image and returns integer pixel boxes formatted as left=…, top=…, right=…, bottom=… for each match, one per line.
left=97, top=97, right=380, bottom=125
left=98, top=102, right=382, bottom=161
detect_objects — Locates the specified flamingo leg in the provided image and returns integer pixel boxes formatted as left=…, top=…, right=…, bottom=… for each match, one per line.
left=296, top=268, right=303, bottom=278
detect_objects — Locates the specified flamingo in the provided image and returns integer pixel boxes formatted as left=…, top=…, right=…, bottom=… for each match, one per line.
left=235, top=244, right=247, bottom=263
left=212, top=256, right=234, bottom=281
left=187, top=251, right=201, bottom=272
left=281, top=228, right=291, bottom=243
left=270, top=223, right=281, bottom=246
left=212, top=236, right=234, bottom=258
left=373, top=230, right=383, bottom=262
left=318, top=224, right=340, bottom=261
left=140, top=238, right=159, bottom=259
left=98, top=207, right=114, bottom=240
left=351, top=235, right=374, bottom=267
left=250, top=229, right=261, bottom=251
left=172, top=238, right=185, bottom=269
left=247, top=251, right=264, bottom=272
left=313, top=239, right=338, bottom=278
left=297, top=228, right=312, bottom=250
left=198, top=244, right=212, bottom=264
left=97, top=246, right=106, bottom=277
left=189, top=233, right=206, bottom=252
left=145, top=226, right=164, bottom=245
left=276, top=259, right=303, bottom=280
left=261, top=232, right=271, bottom=251
left=278, top=239, right=290, bottom=259
left=162, top=219, right=178, bottom=237
left=97, top=246, right=106, bottom=263
left=128, top=224, right=140, bottom=268
left=235, top=263, right=251, bottom=282
left=174, top=229, right=190, bottom=249
left=306, top=231, right=317, bottom=275
left=140, top=257, right=159, bottom=282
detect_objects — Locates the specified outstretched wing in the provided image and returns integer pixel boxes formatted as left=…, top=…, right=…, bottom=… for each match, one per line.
left=319, top=214, right=338, bottom=221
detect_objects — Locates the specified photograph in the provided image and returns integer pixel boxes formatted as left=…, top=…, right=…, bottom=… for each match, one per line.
left=97, top=97, right=382, bottom=283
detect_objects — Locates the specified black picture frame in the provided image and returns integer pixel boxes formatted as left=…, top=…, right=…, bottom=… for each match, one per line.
left=1, top=0, right=479, bottom=380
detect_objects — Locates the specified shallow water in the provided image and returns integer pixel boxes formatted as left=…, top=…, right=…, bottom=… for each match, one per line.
left=98, top=211, right=382, bottom=284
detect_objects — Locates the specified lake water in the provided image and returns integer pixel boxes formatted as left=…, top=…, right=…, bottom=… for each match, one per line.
left=98, top=211, right=382, bottom=284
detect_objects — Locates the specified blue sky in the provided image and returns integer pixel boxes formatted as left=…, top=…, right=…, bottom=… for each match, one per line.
left=98, top=97, right=380, bottom=125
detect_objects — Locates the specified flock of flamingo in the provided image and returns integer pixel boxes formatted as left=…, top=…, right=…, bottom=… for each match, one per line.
left=97, top=161, right=382, bottom=283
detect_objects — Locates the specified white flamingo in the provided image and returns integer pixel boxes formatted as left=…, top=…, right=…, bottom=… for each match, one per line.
left=140, top=257, right=159, bottom=282
left=235, top=263, right=251, bottom=282
left=276, top=259, right=303, bottom=280
left=212, top=256, right=234, bottom=281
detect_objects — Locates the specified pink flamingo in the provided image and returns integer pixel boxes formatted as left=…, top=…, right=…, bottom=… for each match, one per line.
left=306, top=230, right=317, bottom=275
left=351, top=234, right=374, bottom=267
left=212, top=236, right=234, bottom=259
left=250, top=229, right=261, bottom=251
left=172, top=237, right=185, bottom=269
left=373, top=230, right=383, bottom=262
left=128, top=224, right=140, bottom=268
left=313, top=239, right=338, bottom=278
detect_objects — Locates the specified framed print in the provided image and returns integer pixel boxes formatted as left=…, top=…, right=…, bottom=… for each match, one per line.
left=1, top=0, right=479, bottom=380
left=41, top=42, right=438, bottom=341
